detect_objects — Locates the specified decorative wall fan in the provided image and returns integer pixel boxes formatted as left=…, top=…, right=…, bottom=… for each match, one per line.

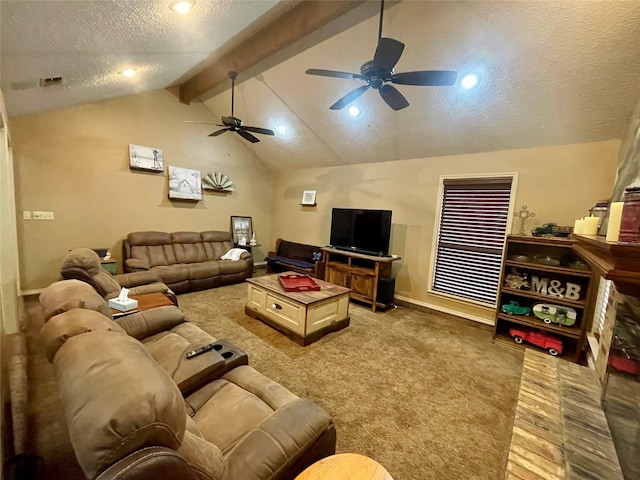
left=305, top=0, right=457, bottom=111
left=202, top=172, right=234, bottom=192
left=185, top=71, right=274, bottom=143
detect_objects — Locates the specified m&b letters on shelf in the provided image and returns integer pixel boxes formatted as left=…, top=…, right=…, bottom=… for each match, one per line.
left=531, top=275, right=581, bottom=300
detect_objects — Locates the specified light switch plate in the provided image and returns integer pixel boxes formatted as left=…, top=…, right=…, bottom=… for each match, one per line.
left=32, top=211, right=54, bottom=220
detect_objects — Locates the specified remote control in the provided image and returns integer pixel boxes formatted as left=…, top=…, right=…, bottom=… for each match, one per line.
left=186, top=343, right=216, bottom=359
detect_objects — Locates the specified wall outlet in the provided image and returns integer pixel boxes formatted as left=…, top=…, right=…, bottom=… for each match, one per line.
left=32, top=211, right=54, bottom=220
left=22, top=211, right=32, bottom=220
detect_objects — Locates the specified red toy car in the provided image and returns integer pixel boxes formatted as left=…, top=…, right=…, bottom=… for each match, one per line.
left=509, top=328, right=563, bottom=356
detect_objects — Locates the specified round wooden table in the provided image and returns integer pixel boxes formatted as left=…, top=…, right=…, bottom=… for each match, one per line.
left=295, top=453, right=394, bottom=480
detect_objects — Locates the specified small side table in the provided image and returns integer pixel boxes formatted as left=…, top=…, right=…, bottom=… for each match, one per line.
left=234, top=243, right=261, bottom=253
left=295, top=453, right=393, bottom=480
left=101, top=259, right=117, bottom=275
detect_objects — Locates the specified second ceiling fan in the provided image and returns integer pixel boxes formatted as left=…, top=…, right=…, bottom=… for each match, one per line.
left=305, top=0, right=457, bottom=111
left=186, top=71, right=274, bottom=143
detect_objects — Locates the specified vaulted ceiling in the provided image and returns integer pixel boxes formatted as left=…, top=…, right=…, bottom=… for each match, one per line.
left=2, top=1, right=639, bottom=171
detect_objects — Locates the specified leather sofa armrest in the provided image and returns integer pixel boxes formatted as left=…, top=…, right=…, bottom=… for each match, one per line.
left=115, top=270, right=161, bottom=288
left=96, top=446, right=200, bottom=480
left=125, top=258, right=150, bottom=272
left=114, top=306, right=186, bottom=340
left=223, top=399, right=334, bottom=479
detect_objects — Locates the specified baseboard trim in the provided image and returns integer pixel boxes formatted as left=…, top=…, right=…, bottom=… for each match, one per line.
left=394, top=295, right=494, bottom=326
left=254, top=261, right=267, bottom=267
left=20, top=289, right=43, bottom=297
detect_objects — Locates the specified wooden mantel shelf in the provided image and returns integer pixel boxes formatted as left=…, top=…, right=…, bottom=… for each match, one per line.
left=571, top=234, right=640, bottom=296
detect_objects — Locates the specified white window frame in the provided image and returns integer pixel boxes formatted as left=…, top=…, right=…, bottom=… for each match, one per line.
left=427, top=173, right=518, bottom=307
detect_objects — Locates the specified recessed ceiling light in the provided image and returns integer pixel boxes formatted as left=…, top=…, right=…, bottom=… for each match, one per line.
left=348, top=106, right=360, bottom=117
left=460, top=74, right=479, bottom=89
left=170, top=0, right=194, bottom=14
left=120, top=69, right=136, bottom=77
left=276, top=124, right=287, bottom=134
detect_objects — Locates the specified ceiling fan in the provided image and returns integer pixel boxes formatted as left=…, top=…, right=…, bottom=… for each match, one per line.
left=305, top=0, right=457, bottom=111
left=185, top=71, right=274, bottom=143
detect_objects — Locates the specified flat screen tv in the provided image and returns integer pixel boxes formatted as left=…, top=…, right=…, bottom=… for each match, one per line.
left=329, top=208, right=392, bottom=256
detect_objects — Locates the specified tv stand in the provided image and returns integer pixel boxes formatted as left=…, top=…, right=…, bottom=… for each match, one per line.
left=322, top=247, right=401, bottom=312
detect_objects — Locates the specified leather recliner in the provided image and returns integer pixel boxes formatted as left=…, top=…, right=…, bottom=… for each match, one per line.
left=60, top=248, right=178, bottom=305
left=40, top=305, right=336, bottom=480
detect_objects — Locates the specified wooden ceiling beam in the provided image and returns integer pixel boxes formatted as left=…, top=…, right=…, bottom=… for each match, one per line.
left=178, top=0, right=367, bottom=104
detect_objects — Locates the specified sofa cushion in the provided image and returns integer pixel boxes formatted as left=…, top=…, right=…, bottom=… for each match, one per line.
left=53, top=331, right=186, bottom=480
left=265, top=255, right=314, bottom=270
left=128, top=232, right=177, bottom=268
left=201, top=231, right=234, bottom=260
left=172, top=232, right=208, bottom=264
left=188, top=261, right=220, bottom=280
left=61, top=248, right=103, bottom=275
left=39, top=279, right=113, bottom=322
left=41, top=308, right=125, bottom=362
left=152, top=264, right=190, bottom=284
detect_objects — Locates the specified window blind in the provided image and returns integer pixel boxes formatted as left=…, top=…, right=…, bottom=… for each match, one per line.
left=432, top=178, right=512, bottom=305
left=593, top=277, right=612, bottom=341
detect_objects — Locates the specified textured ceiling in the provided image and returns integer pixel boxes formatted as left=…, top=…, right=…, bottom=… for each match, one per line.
left=2, top=1, right=640, bottom=172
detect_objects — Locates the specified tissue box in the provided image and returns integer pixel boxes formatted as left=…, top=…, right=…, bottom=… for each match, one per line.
left=108, top=297, right=138, bottom=312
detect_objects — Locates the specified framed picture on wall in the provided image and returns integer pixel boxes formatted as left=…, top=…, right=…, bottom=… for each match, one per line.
left=301, top=190, right=317, bottom=206
left=168, top=166, right=202, bottom=200
left=231, top=216, right=253, bottom=246
left=129, top=144, right=164, bottom=172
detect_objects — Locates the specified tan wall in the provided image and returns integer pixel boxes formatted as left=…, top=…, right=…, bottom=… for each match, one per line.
left=11, top=89, right=273, bottom=291
left=271, top=140, right=619, bottom=323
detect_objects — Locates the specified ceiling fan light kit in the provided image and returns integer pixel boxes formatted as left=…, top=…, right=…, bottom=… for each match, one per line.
left=186, top=71, right=274, bottom=143
left=306, top=0, right=457, bottom=111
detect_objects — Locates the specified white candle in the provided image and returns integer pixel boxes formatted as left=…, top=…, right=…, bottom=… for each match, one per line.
left=583, top=216, right=599, bottom=235
left=573, top=219, right=584, bottom=235
left=606, top=202, right=624, bottom=242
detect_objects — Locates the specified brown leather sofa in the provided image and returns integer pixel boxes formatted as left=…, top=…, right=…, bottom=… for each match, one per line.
left=123, top=231, right=253, bottom=294
left=265, top=239, right=325, bottom=278
left=60, top=247, right=178, bottom=305
left=39, top=279, right=237, bottom=395
left=38, top=280, right=336, bottom=479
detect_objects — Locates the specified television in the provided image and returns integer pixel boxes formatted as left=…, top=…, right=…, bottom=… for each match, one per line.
left=329, top=208, right=392, bottom=256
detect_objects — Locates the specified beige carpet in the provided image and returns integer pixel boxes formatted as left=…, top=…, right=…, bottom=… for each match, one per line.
left=24, top=283, right=523, bottom=480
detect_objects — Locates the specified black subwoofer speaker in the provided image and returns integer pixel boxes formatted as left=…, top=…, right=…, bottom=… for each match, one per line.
left=377, top=277, right=396, bottom=305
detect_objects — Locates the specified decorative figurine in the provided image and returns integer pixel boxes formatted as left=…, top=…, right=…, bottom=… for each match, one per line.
left=509, top=327, right=564, bottom=356
left=514, top=205, right=536, bottom=235
left=532, top=303, right=577, bottom=327
left=503, top=268, right=530, bottom=290
left=500, top=300, right=531, bottom=316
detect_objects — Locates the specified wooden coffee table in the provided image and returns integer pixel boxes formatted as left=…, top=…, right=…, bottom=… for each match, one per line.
left=245, top=273, right=350, bottom=346
left=110, top=292, right=175, bottom=318
left=295, top=453, right=394, bottom=480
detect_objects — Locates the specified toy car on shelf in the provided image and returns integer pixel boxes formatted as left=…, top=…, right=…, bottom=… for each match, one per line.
left=509, top=327, right=564, bottom=356
left=501, top=300, right=531, bottom=316
left=532, top=303, right=577, bottom=327
left=531, top=223, right=572, bottom=237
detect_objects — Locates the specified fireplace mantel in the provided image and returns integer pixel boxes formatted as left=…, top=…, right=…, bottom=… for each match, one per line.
left=572, top=234, right=640, bottom=296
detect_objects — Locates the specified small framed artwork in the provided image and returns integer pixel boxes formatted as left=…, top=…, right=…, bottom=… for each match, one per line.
left=301, top=190, right=317, bottom=206
left=231, top=216, right=253, bottom=245
left=129, top=144, right=164, bottom=172
left=168, top=166, right=202, bottom=200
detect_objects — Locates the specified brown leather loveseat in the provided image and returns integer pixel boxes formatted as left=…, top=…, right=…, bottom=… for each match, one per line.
left=123, top=231, right=253, bottom=294
left=38, top=280, right=337, bottom=479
